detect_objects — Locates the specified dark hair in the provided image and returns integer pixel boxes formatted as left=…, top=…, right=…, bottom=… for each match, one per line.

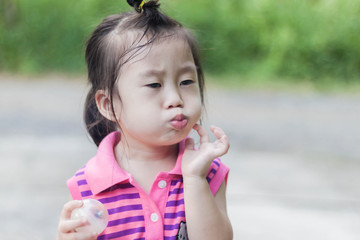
left=84, top=0, right=205, bottom=146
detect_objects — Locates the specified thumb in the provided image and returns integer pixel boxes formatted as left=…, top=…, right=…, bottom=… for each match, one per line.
left=184, top=137, right=195, bottom=150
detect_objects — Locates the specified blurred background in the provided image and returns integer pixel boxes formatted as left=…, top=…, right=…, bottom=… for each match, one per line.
left=0, top=0, right=360, bottom=239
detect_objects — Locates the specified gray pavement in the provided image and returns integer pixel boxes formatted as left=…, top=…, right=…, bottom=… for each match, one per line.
left=0, top=74, right=359, bottom=239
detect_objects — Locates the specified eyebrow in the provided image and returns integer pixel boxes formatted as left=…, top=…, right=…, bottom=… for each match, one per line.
left=141, top=63, right=197, bottom=78
left=178, top=63, right=197, bottom=75
left=141, top=69, right=165, bottom=78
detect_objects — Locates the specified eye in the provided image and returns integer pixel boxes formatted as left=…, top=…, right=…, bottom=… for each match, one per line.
left=180, top=80, right=194, bottom=86
left=146, top=83, right=162, bottom=88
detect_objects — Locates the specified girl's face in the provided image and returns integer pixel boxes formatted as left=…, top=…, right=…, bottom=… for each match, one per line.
left=113, top=38, right=202, bottom=148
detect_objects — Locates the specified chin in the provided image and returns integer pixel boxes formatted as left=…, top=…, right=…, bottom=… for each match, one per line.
left=164, top=130, right=190, bottom=146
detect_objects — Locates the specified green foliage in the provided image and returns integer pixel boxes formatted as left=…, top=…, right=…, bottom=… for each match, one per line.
left=166, top=0, right=360, bottom=81
left=1, top=0, right=360, bottom=82
left=0, top=0, right=126, bottom=73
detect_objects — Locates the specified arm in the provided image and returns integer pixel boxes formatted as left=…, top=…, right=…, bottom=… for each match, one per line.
left=182, top=124, right=233, bottom=240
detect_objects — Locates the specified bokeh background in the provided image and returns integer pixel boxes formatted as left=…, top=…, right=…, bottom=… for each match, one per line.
left=1, top=0, right=360, bottom=239
left=2, top=0, right=360, bottom=83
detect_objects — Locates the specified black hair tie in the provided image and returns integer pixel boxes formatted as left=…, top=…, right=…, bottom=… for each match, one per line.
left=127, top=0, right=146, bottom=13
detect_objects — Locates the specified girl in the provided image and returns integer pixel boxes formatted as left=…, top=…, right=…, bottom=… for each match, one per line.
left=57, top=0, right=233, bottom=239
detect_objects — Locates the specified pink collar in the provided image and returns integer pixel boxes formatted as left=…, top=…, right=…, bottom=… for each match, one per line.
left=85, top=131, right=184, bottom=195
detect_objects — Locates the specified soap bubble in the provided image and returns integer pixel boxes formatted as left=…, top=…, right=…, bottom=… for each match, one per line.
left=71, top=199, right=109, bottom=234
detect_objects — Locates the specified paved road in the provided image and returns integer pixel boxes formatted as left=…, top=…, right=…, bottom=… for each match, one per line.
left=0, top=74, right=359, bottom=239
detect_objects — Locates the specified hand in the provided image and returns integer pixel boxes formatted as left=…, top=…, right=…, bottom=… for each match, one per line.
left=181, top=124, right=229, bottom=179
left=57, top=200, right=98, bottom=240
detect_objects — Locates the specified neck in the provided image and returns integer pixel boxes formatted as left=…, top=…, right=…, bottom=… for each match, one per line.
left=114, top=136, right=179, bottom=172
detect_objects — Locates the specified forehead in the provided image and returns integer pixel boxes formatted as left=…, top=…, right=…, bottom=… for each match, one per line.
left=118, top=33, right=195, bottom=74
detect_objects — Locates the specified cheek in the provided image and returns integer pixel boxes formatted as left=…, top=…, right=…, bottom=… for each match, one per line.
left=117, top=102, right=157, bottom=130
left=190, top=98, right=203, bottom=121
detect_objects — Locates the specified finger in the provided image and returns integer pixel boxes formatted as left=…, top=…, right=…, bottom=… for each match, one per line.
left=59, top=218, right=88, bottom=233
left=210, top=125, right=226, bottom=140
left=60, top=200, right=83, bottom=220
left=193, top=124, right=209, bottom=144
left=210, top=125, right=230, bottom=153
left=211, top=125, right=229, bottom=144
left=184, top=137, right=195, bottom=150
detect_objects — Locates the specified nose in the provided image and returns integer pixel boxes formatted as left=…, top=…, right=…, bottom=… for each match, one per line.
left=164, top=87, right=184, bottom=109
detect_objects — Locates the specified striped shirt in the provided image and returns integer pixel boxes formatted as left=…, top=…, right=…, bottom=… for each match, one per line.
left=67, top=131, right=229, bottom=240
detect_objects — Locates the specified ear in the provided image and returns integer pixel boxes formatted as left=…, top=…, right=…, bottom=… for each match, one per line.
left=95, top=90, right=118, bottom=122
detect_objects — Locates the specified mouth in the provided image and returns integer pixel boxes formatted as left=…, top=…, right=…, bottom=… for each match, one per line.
left=170, top=114, right=188, bottom=130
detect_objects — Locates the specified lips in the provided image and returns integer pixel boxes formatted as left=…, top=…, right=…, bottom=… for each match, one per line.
left=170, top=114, right=188, bottom=130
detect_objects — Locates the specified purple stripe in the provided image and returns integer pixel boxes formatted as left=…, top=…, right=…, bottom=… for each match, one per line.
left=213, top=159, right=220, bottom=166
left=81, top=190, right=92, bottom=197
left=75, top=171, right=84, bottom=176
left=170, top=178, right=183, bottom=186
left=134, top=238, right=145, bottom=240
left=102, top=182, right=134, bottom=193
left=77, top=179, right=87, bottom=186
left=168, top=188, right=183, bottom=196
left=166, top=199, right=184, bottom=207
left=107, top=215, right=145, bottom=227
left=99, top=193, right=140, bottom=204
left=113, top=182, right=134, bottom=189
left=206, top=176, right=211, bottom=182
left=164, top=236, right=177, bottom=240
left=164, top=211, right=185, bottom=219
left=108, top=204, right=143, bottom=215
left=97, top=227, right=145, bottom=240
left=210, top=168, right=216, bottom=174
left=164, top=223, right=180, bottom=231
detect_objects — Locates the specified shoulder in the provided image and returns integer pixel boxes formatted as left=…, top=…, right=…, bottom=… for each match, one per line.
left=66, top=159, right=94, bottom=200
left=206, top=158, right=230, bottom=196
left=66, top=131, right=124, bottom=199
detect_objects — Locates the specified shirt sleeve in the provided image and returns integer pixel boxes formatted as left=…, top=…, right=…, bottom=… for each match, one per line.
left=206, top=158, right=230, bottom=196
